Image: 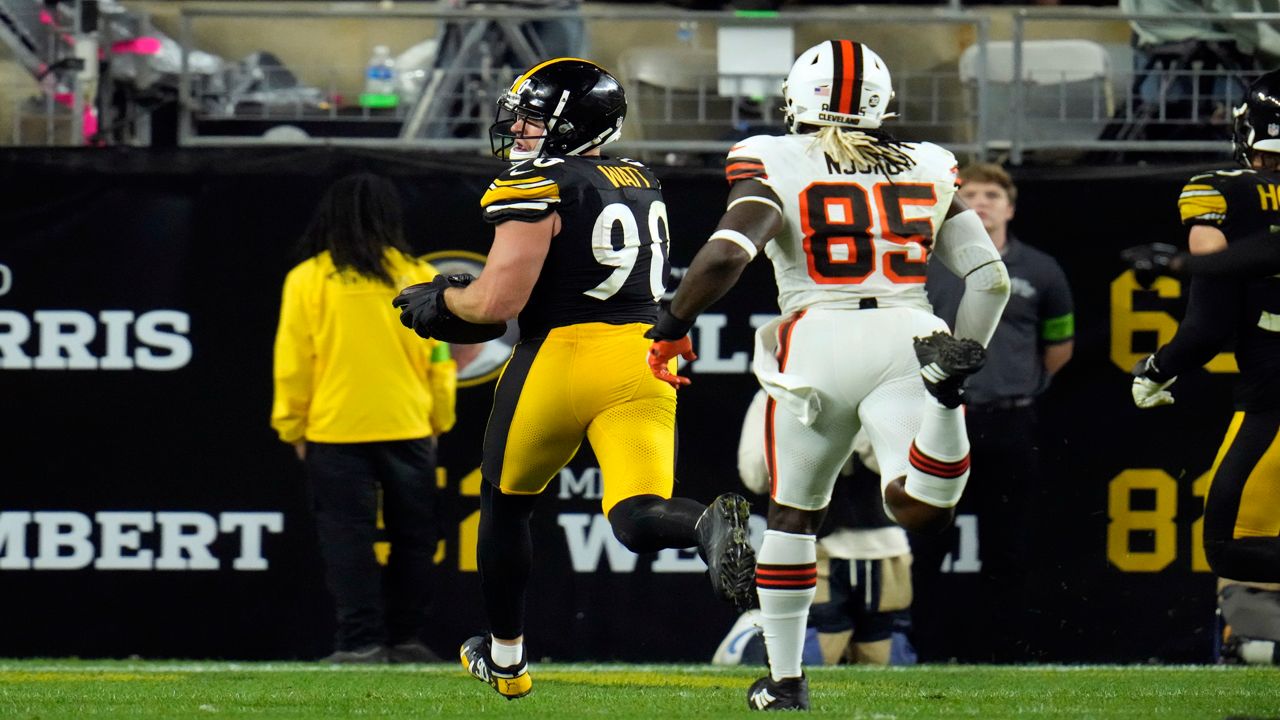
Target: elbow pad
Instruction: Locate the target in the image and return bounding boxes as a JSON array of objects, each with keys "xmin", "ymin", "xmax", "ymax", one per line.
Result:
[
  {"xmin": 934, "ymin": 209, "xmax": 1001, "ymax": 276},
  {"xmin": 968, "ymin": 258, "xmax": 1011, "ymax": 296},
  {"xmin": 954, "ymin": 260, "xmax": 1010, "ymax": 347}
]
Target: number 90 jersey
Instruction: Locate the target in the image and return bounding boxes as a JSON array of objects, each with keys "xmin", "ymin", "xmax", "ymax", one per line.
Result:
[
  {"xmin": 727, "ymin": 134, "xmax": 958, "ymax": 316},
  {"xmin": 481, "ymin": 156, "xmax": 670, "ymax": 339}
]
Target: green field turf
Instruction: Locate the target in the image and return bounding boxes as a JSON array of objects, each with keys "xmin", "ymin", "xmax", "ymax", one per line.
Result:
[{"xmin": 0, "ymin": 661, "xmax": 1276, "ymax": 719}]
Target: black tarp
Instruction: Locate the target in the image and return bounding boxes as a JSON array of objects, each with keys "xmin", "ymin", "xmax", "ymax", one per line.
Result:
[{"xmin": 0, "ymin": 148, "xmax": 1234, "ymax": 662}]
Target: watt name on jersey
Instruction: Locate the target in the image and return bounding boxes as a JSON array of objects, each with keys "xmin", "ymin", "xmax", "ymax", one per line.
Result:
[{"xmin": 479, "ymin": 156, "xmax": 668, "ymax": 337}]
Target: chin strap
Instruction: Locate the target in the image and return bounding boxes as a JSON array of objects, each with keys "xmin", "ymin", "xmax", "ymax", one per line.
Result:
[{"xmin": 507, "ymin": 135, "xmax": 546, "ymax": 161}]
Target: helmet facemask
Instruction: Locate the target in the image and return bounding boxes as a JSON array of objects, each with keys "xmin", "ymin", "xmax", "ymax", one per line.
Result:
[
  {"xmin": 1232, "ymin": 101, "xmax": 1252, "ymax": 166},
  {"xmin": 1232, "ymin": 69, "xmax": 1280, "ymax": 167},
  {"xmin": 490, "ymin": 91, "xmax": 557, "ymax": 161}
]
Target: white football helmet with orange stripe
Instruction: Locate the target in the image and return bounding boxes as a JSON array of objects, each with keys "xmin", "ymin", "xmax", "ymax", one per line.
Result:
[{"xmin": 783, "ymin": 40, "xmax": 895, "ymax": 133}]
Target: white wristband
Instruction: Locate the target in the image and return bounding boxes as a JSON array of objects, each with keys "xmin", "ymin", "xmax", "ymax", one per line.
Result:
[
  {"xmin": 709, "ymin": 229, "xmax": 758, "ymax": 260},
  {"xmin": 727, "ymin": 195, "xmax": 783, "ymax": 216}
]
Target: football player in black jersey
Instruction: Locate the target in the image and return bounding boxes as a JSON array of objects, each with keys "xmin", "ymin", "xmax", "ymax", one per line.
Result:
[
  {"xmin": 396, "ymin": 58, "xmax": 756, "ymax": 699},
  {"xmin": 1130, "ymin": 69, "xmax": 1280, "ymax": 587}
]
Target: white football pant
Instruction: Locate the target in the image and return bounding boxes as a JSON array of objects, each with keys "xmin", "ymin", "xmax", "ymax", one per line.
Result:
[{"xmin": 756, "ymin": 306, "xmax": 954, "ymax": 511}]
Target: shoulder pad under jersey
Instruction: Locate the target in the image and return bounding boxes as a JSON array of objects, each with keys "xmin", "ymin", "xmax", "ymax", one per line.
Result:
[{"xmin": 480, "ymin": 158, "xmax": 569, "ymax": 224}]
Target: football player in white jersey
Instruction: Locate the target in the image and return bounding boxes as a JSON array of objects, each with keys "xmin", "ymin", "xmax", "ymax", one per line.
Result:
[{"xmin": 645, "ymin": 41, "xmax": 1011, "ymax": 710}]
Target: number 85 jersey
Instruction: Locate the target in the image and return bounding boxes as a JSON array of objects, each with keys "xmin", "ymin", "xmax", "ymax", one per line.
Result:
[{"xmin": 727, "ymin": 134, "xmax": 958, "ymax": 315}]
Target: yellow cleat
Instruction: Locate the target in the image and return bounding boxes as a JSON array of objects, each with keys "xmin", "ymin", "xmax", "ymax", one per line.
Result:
[{"xmin": 459, "ymin": 635, "xmax": 532, "ymax": 700}]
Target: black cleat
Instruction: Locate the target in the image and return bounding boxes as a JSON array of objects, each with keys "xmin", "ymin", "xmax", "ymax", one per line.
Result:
[
  {"xmin": 697, "ymin": 493, "xmax": 757, "ymax": 611},
  {"xmin": 319, "ymin": 644, "xmax": 387, "ymax": 664},
  {"xmin": 388, "ymin": 640, "xmax": 442, "ymax": 664},
  {"xmin": 1219, "ymin": 633, "xmax": 1244, "ymax": 665},
  {"xmin": 913, "ymin": 331, "xmax": 987, "ymax": 409},
  {"xmin": 747, "ymin": 674, "xmax": 810, "ymax": 711},
  {"xmin": 459, "ymin": 635, "xmax": 532, "ymax": 699}
]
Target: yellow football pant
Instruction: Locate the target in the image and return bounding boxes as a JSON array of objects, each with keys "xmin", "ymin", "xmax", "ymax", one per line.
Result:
[
  {"xmin": 1206, "ymin": 411, "xmax": 1280, "ymax": 541},
  {"xmin": 481, "ymin": 322, "xmax": 677, "ymax": 515},
  {"xmin": 1202, "ymin": 409, "xmax": 1280, "ymax": 582}
]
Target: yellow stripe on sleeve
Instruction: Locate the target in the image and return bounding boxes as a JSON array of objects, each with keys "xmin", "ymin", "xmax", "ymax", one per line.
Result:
[
  {"xmin": 1179, "ymin": 184, "xmax": 1215, "ymax": 194},
  {"xmin": 482, "ymin": 181, "xmax": 561, "ymax": 208},
  {"xmin": 1178, "ymin": 189, "xmax": 1227, "ymax": 223},
  {"xmin": 491, "ymin": 176, "xmax": 548, "ymax": 187}
]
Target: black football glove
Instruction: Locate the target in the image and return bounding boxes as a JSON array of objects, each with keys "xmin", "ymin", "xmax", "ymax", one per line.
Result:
[
  {"xmin": 1120, "ymin": 243, "xmax": 1180, "ymax": 289},
  {"xmin": 643, "ymin": 307, "xmax": 696, "ymax": 341},
  {"xmin": 392, "ymin": 273, "xmax": 506, "ymax": 344}
]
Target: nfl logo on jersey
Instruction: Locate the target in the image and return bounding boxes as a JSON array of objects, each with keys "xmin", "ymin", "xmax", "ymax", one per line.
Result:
[{"xmin": 1269, "ymin": 122, "xmax": 1280, "ymax": 137}]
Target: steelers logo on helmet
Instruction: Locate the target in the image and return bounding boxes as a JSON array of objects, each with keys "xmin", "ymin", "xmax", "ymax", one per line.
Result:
[
  {"xmin": 490, "ymin": 58, "xmax": 627, "ymax": 161},
  {"xmin": 782, "ymin": 40, "xmax": 897, "ymax": 134},
  {"xmin": 1232, "ymin": 68, "xmax": 1280, "ymax": 166}
]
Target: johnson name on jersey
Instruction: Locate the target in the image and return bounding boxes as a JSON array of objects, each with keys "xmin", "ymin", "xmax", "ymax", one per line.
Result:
[
  {"xmin": 1179, "ymin": 168, "xmax": 1280, "ymax": 238},
  {"xmin": 726, "ymin": 133, "xmax": 958, "ymax": 316},
  {"xmin": 480, "ymin": 156, "xmax": 671, "ymax": 338},
  {"xmin": 1179, "ymin": 167, "xmax": 1280, "ymax": 410}
]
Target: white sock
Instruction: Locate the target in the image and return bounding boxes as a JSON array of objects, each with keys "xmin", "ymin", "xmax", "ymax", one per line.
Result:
[
  {"xmin": 1239, "ymin": 639, "xmax": 1278, "ymax": 665},
  {"xmin": 490, "ymin": 636, "xmax": 524, "ymax": 668},
  {"xmin": 916, "ymin": 401, "xmax": 968, "ymax": 459},
  {"xmin": 755, "ymin": 529, "xmax": 817, "ymax": 682},
  {"xmin": 904, "ymin": 402, "xmax": 971, "ymax": 508}
]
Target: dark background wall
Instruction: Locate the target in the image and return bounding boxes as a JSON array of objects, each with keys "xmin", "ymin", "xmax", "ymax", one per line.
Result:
[{"xmin": 0, "ymin": 148, "xmax": 1230, "ymax": 662}]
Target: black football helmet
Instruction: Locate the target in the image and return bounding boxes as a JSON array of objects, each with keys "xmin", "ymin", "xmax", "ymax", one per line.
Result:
[
  {"xmin": 489, "ymin": 58, "xmax": 626, "ymax": 161},
  {"xmin": 1232, "ymin": 69, "xmax": 1280, "ymax": 165}
]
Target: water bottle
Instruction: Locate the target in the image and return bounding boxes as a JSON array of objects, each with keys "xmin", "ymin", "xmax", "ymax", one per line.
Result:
[
  {"xmin": 360, "ymin": 45, "xmax": 398, "ymax": 109},
  {"xmin": 676, "ymin": 21, "xmax": 697, "ymax": 47}
]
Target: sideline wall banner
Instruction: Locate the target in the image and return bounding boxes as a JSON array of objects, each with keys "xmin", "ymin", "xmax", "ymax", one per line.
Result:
[{"xmin": 0, "ymin": 149, "xmax": 1226, "ymax": 662}]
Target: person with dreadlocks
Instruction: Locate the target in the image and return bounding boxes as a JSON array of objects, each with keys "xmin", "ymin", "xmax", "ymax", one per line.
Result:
[
  {"xmin": 272, "ymin": 172, "xmax": 456, "ymax": 664},
  {"xmin": 644, "ymin": 41, "xmax": 1010, "ymax": 710}
]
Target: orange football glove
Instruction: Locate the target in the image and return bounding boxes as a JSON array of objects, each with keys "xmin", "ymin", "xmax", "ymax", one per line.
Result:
[{"xmin": 647, "ymin": 336, "xmax": 698, "ymax": 389}]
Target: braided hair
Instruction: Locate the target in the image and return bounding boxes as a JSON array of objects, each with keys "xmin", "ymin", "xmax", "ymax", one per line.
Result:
[
  {"xmin": 297, "ymin": 173, "xmax": 412, "ymax": 286},
  {"xmin": 810, "ymin": 126, "xmax": 917, "ymax": 176}
]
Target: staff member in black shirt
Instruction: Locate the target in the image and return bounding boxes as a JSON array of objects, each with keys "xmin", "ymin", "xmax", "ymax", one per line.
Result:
[{"xmin": 922, "ymin": 163, "xmax": 1075, "ymax": 663}]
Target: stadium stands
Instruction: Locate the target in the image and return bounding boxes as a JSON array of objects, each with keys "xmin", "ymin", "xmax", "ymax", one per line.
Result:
[{"xmin": 0, "ymin": 4, "xmax": 1272, "ymax": 159}]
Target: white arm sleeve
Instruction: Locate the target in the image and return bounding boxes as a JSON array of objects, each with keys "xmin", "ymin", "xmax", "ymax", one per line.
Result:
[{"xmin": 932, "ymin": 209, "xmax": 1011, "ymax": 347}]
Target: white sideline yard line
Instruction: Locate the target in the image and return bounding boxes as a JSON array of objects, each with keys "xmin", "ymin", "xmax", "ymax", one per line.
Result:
[
  {"xmin": 0, "ymin": 663, "xmax": 458, "ymax": 673},
  {"xmin": 0, "ymin": 662, "xmax": 1239, "ymax": 674}
]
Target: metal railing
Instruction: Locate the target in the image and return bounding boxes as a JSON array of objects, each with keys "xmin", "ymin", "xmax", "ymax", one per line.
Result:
[
  {"xmin": 10, "ymin": 4, "xmax": 1279, "ymax": 164},
  {"xmin": 1003, "ymin": 9, "xmax": 1276, "ymax": 164},
  {"xmin": 175, "ymin": 5, "xmax": 991, "ymax": 156}
]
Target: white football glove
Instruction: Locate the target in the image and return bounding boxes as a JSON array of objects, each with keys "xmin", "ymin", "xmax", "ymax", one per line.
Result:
[
  {"xmin": 1131, "ymin": 355, "xmax": 1176, "ymax": 409},
  {"xmin": 1132, "ymin": 375, "xmax": 1176, "ymax": 408}
]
